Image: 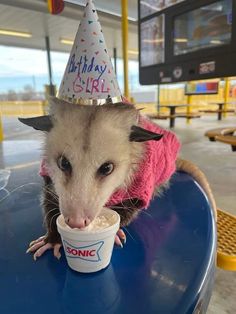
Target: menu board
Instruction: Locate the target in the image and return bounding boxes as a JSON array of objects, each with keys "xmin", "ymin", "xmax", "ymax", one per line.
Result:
[
  {"xmin": 174, "ymin": 0, "xmax": 232, "ymax": 55},
  {"xmin": 185, "ymin": 81, "xmax": 219, "ymax": 95},
  {"xmin": 140, "ymin": 15, "xmax": 165, "ymax": 66},
  {"xmin": 140, "ymin": 0, "xmax": 185, "ymax": 18}
]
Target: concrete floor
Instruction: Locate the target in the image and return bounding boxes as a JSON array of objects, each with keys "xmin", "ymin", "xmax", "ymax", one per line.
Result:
[{"xmin": 1, "ymin": 114, "xmax": 236, "ymax": 313}]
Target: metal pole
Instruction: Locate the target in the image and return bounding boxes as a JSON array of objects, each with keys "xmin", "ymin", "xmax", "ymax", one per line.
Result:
[
  {"xmin": 121, "ymin": 0, "xmax": 129, "ymax": 99},
  {"xmin": 223, "ymin": 77, "xmax": 230, "ymax": 118},
  {"xmin": 157, "ymin": 84, "xmax": 160, "ymax": 113},
  {"xmin": 187, "ymin": 94, "xmax": 192, "ymax": 124},
  {"xmin": 45, "ymin": 36, "xmax": 55, "ymax": 96},
  {"xmin": 0, "ymin": 115, "xmax": 3, "ymax": 142},
  {"xmin": 113, "ymin": 47, "xmax": 117, "ymax": 75}
]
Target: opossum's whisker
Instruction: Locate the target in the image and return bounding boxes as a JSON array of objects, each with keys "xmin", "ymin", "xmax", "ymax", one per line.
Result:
[
  {"xmin": 43, "ymin": 192, "xmax": 59, "ymax": 204},
  {"xmin": 43, "ymin": 197, "xmax": 59, "ymax": 207},
  {"xmin": 43, "ymin": 187, "xmax": 58, "ymax": 197},
  {"xmin": 142, "ymin": 211, "xmax": 154, "ymax": 219},
  {"xmin": 127, "ymin": 197, "xmax": 140, "ymax": 208},
  {"xmin": 123, "ymin": 227, "xmax": 137, "ymax": 243},
  {"xmin": 43, "ymin": 185, "xmax": 58, "ymax": 196},
  {"xmin": 43, "ymin": 207, "xmax": 59, "ymax": 224},
  {"xmin": 43, "ymin": 187, "xmax": 59, "ymax": 200},
  {"xmin": 43, "ymin": 195, "xmax": 59, "ymax": 207},
  {"xmin": 109, "ymin": 205, "xmax": 129, "ymax": 211},
  {"xmin": 44, "ymin": 207, "xmax": 59, "ymax": 218},
  {"xmin": 109, "ymin": 205, "xmax": 123, "ymax": 209},
  {"xmin": 119, "ymin": 185, "xmax": 139, "ymax": 209},
  {"xmin": 49, "ymin": 212, "xmax": 60, "ymax": 232}
]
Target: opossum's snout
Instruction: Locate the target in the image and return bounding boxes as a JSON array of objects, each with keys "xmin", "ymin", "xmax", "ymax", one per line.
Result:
[
  {"xmin": 55, "ymin": 154, "xmax": 117, "ymax": 229},
  {"xmin": 64, "ymin": 215, "xmax": 91, "ymax": 229}
]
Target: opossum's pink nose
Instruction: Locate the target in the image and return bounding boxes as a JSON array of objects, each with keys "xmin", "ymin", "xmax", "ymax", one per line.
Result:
[{"xmin": 65, "ymin": 216, "xmax": 91, "ymax": 229}]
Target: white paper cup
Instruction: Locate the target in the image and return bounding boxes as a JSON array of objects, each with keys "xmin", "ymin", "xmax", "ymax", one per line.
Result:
[{"xmin": 56, "ymin": 208, "xmax": 120, "ymax": 273}]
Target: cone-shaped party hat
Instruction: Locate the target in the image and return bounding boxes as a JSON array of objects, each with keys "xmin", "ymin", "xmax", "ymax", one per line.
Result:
[{"xmin": 58, "ymin": 0, "xmax": 122, "ymax": 105}]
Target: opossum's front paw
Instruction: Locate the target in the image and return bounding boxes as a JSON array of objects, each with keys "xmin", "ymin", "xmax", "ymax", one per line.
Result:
[
  {"xmin": 26, "ymin": 235, "xmax": 62, "ymax": 261},
  {"xmin": 115, "ymin": 229, "xmax": 126, "ymax": 248}
]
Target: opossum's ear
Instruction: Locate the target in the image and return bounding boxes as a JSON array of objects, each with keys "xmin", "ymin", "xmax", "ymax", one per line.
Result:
[
  {"xmin": 129, "ymin": 125, "xmax": 163, "ymax": 142},
  {"xmin": 18, "ymin": 116, "xmax": 53, "ymax": 132}
]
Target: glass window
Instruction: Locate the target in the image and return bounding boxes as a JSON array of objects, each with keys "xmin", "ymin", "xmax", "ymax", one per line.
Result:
[
  {"xmin": 164, "ymin": 0, "xmax": 185, "ymax": 10},
  {"xmin": 140, "ymin": 1, "xmax": 165, "ymax": 18},
  {"xmin": 0, "ymin": 46, "xmax": 71, "ymax": 100},
  {"xmin": 174, "ymin": 0, "xmax": 232, "ymax": 56},
  {"xmin": 51, "ymin": 51, "xmax": 69, "ymax": 88},
  {"xmin": 0, "ymin": 46, "xmax": 48, "ymax": 100},
  {"xmin": 140, "ymin": 15, "xmax": 165, "ymax": 67}
]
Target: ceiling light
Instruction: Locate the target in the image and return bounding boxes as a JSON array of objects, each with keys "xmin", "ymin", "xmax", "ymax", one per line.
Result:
[
  {"xmin": 128, "ymin": 50, "xmax": 138, "ymax": 55},
  {"xmin": 143, "ymin": 39, "xmax": 164, "ymax": 43},
  {"xmin": 0, "ymin": 29, "xmax": 32, "ymax": 38},
  {"xmin": 60, "ymin": 38, "xmax": 73, "ymax": 45},
  {"xmin": 174, "ymin": 38, "xmax": 188, "ymax": 43},
  {"xmin": 210, "ymin": 40, "xmax": 222, "ymax": 45}
]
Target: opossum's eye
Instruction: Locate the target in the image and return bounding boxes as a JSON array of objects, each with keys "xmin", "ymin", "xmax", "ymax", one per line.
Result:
[
  {"xmin": 97, "ymin": 162, "xmax": 114, "ymax": 177},
  {"xmin": 57, "ymin": 156, "xmax": 72, "ymax": 174}
]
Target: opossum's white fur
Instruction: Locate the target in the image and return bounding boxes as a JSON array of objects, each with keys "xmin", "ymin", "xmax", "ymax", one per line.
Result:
[{"xmin": 44, "ymin": 97, "xmax": 144, "ymax": 222}]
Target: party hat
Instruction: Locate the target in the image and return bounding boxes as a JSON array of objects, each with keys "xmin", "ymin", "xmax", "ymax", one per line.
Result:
[{"xmin": 58, "ymin": 0, "xmax": 122, "ymax": 105}]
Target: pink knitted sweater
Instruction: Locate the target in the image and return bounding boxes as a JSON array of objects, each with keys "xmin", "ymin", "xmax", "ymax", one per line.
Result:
[{"xmin": 40, "ymin": 117, "xmax": 180, "ymax": 210}]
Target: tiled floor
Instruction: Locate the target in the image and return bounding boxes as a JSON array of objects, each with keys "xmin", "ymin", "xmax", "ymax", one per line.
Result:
[{"xmin": 1, "ymin": 114, "xmax": 236, "ymax": 313}]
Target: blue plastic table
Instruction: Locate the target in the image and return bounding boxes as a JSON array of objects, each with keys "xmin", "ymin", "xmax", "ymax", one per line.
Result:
[{"xmin": 0, "ymin": 141, "xmax": 216, "ymax": 314}]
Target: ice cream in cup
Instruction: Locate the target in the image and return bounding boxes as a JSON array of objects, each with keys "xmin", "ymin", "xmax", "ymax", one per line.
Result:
[{"xmin": 56, "ymin": 208, "xmax": 120, "ymax": 273}]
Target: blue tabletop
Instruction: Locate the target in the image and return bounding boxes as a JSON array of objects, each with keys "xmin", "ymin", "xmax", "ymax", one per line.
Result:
[{"xmin": 0, "ymin": 145, "xmax": 216, "ymax": 314}]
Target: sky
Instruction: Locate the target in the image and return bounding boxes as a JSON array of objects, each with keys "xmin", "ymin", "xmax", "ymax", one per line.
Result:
[{"xmin": 0, "ymin": 45, "xmax": 157, "ymax": 95}]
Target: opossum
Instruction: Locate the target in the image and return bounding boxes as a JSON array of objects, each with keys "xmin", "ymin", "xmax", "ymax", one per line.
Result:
[{"xmin": 19, "ymin": 97, "xmax": 216, "ymax": 260}]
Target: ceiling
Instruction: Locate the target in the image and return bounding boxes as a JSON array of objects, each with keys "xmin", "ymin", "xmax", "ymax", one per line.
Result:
[
  {"xmin": 66, "ymin": 0, "xmax": 138, "ymax": 20},
  {"xmin": 0, "ymin": 0, "xmax": 139, "ymax": 59}
]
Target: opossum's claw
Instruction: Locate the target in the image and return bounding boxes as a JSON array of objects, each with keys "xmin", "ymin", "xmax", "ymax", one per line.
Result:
[
  {"xmin": 26, "ymin": 235, "xmax": 62, "ymax": 260},
  {"xmin": 115, "ymin": 229, "xmax": 126, "ymax": 247},
  {"xmin": 26, "ymin": 239, "xmax": 46, "ymax": 253},
  {"xmin": 33, "ymin": 243, "xmax": 53, "ymax": 261},
  {"xmin": 117, "ymin": 229, "xmax": 126, "ymax": 244},
  {"xmin": 53, "ymin": 243, "xmax": 62, "ymax": 260},
  {"xmin": 115, "ymin": 235, "xmax": 123, "ymax": 248},
  {"xmin": 29, "ymin": 235, "xmax": 46, "ymax": 248}
]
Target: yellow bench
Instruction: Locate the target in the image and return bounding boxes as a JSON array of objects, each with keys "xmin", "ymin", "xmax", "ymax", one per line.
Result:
[
  {"xmin": 217, "ymin": 208, "xmax": 236, "ymax": 271},
  {"xmin": 205, "ymin": 127, "xmax": 236, "ymax": 142},
  {"xmin": 175, "ymin": 113, "xmax": 201, "ymax": 119},
  {"xmin": 215, "ymin": 135, "xmax": 236, "ymax": 152},
  {"xmin": 147, "ymin": 112, "xmax": 201, "ymax": 123},
  {"xmin": 200, "ymin": 110, "xmax": 235, "ymax": 113},
  {"xmin": 147, "ymin": 113, "xmax": 168, "ymax": 120}
]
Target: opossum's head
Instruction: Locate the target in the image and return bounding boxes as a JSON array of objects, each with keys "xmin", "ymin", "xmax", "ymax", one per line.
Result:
[{"xmin": 19, "ymin": 97, "xmax": 162, "ymax": 229}]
